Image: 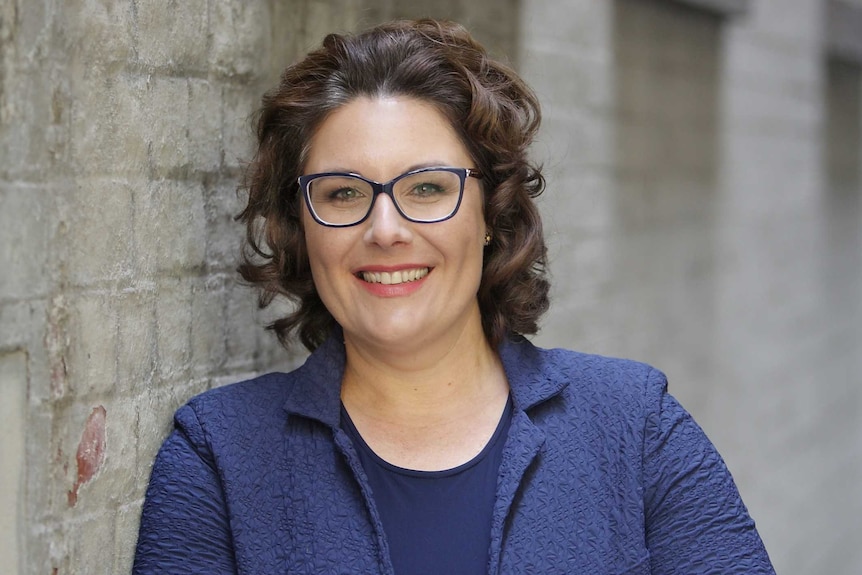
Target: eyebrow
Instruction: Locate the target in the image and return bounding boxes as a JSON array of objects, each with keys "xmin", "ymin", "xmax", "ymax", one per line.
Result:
[{"xmin": 312, "ymin": 161, "xmax": 456, "ymax": 178}]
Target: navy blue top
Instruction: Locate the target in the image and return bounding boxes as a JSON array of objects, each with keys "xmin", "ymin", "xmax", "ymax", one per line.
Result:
[
  {"xmin": 134, "ymin": 332, "xmax": 776, "ymax": 574},
  {"xmin": 341, "ymin": 397, "xmax": 513, "ymax": 575}
]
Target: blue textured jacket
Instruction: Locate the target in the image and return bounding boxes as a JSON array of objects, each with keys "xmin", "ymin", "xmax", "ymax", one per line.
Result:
[{"xmin": 134, "ymin": 333, "xmax": 775, "ymax": 574}]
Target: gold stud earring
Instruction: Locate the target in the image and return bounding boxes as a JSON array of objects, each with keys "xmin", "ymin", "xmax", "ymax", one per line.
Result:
[{"xmin": 484, "ymin": 231, "xmax": 492, "ymax": 246}]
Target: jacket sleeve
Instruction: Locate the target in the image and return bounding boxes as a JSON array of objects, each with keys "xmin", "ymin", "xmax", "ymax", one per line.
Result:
[
  {"xmin": 133, "ymin": 404, "xmax": 238, "ymax": 575},
  {"xmin": 642, "ymin": 369, "xmax": 775, "ymax": 574}
]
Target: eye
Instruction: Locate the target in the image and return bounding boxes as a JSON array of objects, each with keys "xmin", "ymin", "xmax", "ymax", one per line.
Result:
[
  {"xmin": 326, "ymin": 186, "xmax": 365, "ymax": 202},
  {"xmin": 394, "ymin": 170, "xmax": 460, "ymax": 206},
  {"xmin": 409, "ymin": 182, "xmax": 446, "ymax": 197}
]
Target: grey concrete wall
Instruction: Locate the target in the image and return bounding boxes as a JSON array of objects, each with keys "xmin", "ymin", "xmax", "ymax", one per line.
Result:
[
  {"xmin": 1, "ymin": 0, "xmax": 860, "ymax": 574},
  {"xmin": 716, "ymin": 2, "xmax": 861, "ymax": 572},
  {"xmin": 523, "ymin": 0, "xmax": 862, "ymax": 573}
]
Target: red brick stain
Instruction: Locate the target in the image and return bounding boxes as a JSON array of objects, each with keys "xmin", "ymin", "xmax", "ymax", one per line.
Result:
[
  {"xmin": 67, "ymin": 406, "xmax": 107, "ymax": 507},
  {"xmin": 46, "ymin": 295, "xmax": 70, "ymax": 399},
  {"xmin": 49, "ymin": 355, "xmax": 67, "ymax": 397}
]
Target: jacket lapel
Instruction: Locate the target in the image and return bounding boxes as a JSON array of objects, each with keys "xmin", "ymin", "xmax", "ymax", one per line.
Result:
[
  {"xmin": 487, "ymin": 408, "xmax": 546, "ymax": 574},
  {"xmin": 487, "ymin": 336, "xmax": 573, "ymax": 574}
]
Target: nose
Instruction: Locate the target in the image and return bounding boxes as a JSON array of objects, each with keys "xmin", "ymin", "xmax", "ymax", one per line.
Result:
[{"xmin": 363, "ymin": 193, "xmax": 412, "ymax": 247}]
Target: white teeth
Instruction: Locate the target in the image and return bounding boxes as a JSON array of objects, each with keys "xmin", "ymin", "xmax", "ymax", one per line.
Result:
[{"xmin": 361, "ymin": 268, "xmax": 429, "ymax": 285}]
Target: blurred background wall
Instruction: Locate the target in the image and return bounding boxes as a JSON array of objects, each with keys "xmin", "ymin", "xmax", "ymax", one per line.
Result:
[{"xmin": 0, "ymin": 0, "xmax": 859, "ymax": 573}]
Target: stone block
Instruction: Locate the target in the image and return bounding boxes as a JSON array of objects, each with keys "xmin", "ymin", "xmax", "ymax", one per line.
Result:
[
  {"xmin": 135, "ymin": 0, "xmax": 208, "ymax": 71},
  {"xmin": 21, "ymin": 406, "xmax": 54, "ymax": 524},
  {"xmin": 539, "ymin": 109, "xmax": 612, "ymax": 170},
  {"xmin": 518, "ymin": 0, "xmax": 611, "ymax": 51},
  {"xmin": 66, "ymin": 293, "xmax": 118, "ymax": 396},
  {"xmin": 519, "ymin": 48, "xmax": 610, "ymax": 110},
  {"xmin": 188, "ymin": 79, "xmax": 223, "ymax": 173},
  {"xmin": 0, "ymin": 301, "xmax": 34, "ymax": 350},
  {"xmin": 210, "ymin": 1, "xmax": 271, "ymax": 79},
  {"xmin": 1, "ymin": 300, "xmax": 54, "ymax": 407},
  {"xmin": 0, "ymin": 188, "xmax": 52, "ymax": 299},
  {"xmin": 65, "ymin": 0, "xmax": 133, "ymax": 67},
  {"xmin": 24, "ymin": 525, "xmax": 63, "ymax": 575},
  {"xmin": 0, "ymin": 351, "xmax": 27, "ymax": 575},
  {"xmin": 44, "ymin": 294, "xmax": 73, "ymax": 402},
  {"xmin": 458, "ymin": 0, "xmax": 520, "ymax": 61},
  {"xmin": 0, "ymin": 65, "xmax": 68, "ymax": 179},
  {"xmin": 203, "ymin": 179, "xmax": 244, "ymax": 271},
  {"xmin": 13, "ymin": 0, "xmax": 48, "ymax": 56},
  {"xmin": 134, "ymin": 390, "xmax": 174, "ymax": 491},
  {"xmin": 268, "ymin": 1, "xmax": 307, "ymax": 82},
  {"xmin": 191, "ymin": 275, "xmax": 228, "ymax": 376},
  {"xmin": 154, "ymin": 277, "xmax": 193, "ymax": 384},
  {"xmin": 69, "ymin": 72, "xmax": 149, "ymax": 177},
  {"xmin": 62, "ymin": 179, "xmax": 135, "ymax": 286},
  {"xmin": 727, "ymin": 82, "xmax": 820, "ymax": 138},
  {"xmin": 114, "ymin": 501, "xmax": 144, "ymax": 575},
  {"xmin": 747, "ymin": 0, "xmax": 821, "ymax": 47},
  {"xmin": 305, "ymin": 0, "xmax": 361, "ymax": 46},
  {"xmin": 141, "ymin": 76, "xmax": 191, "ymax": 175},
  {"xmin": 224, "ymin": 280, "xmax": 263, "ymax": 370},
  {"xmin": 116, "ymin": 289, "xmax": 157, "ymax": 394},
  {"xmin": 68, "ymin": 512, "xmax": 115, "ymax": 575},
  {"xmin": 550, "ymin": 230, "xmax": 616, "ymax": 297},
  {"xmin": 221, "ymin": 84, "xmax": 258, "ymax": 171},
  {"xmin": 539, "ymin": 171, "xmax": 615, "ymax": 237},
  {"xmin": 134, "ymin": 179, "xmax": 206, "ymax": 274},
  {"xmin": 725, "ymin": 32, "xmax": 819, "ymax": 93}
]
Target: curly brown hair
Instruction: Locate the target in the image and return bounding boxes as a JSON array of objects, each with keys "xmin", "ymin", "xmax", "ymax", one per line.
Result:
[{"xmin": 238, "ymin": 19, "xmax": 549, "ymax": 352}]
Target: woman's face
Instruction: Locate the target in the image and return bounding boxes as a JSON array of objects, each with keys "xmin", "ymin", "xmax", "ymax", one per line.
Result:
[{"xmin": 301, "ymin": 96, "xmax": 487, "ymax": 354}]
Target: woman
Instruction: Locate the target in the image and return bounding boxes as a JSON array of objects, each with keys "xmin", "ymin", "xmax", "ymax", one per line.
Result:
[{"xmin": 134, "ymin": 19, "xmax": 775, "ymax": 574}]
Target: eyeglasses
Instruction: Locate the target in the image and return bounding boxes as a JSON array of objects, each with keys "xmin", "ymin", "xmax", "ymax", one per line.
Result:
[{"xmin": 298, "ymin": 167, "xmax": 483, "ymax": 228}]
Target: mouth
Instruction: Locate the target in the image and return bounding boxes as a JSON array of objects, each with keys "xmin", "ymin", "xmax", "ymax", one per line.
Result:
[{"xmin": 358, "ymin": 267, "xmax": 430, "ymax": 285}]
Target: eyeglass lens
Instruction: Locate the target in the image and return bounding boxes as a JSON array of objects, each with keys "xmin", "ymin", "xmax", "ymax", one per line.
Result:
[{"xmin": 307, "ymin": 169, "xmax": 463, "ymax": 226}]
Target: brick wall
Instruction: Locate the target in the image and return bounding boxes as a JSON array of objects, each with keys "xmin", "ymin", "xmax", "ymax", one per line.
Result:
[{"xmin": 0, "ymin": 2, "xmax": 308, "ymax": 573}]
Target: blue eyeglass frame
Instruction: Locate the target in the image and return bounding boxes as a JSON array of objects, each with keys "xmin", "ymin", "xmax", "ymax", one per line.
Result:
[{"xmin": 297, "ymin": 166, "xmax": 483, "ymax": 228}]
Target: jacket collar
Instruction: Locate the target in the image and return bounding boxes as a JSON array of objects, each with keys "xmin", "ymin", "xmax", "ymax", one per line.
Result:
[
  {"xmin": 496, "ymin": 334, "xmax": 572, "ymax": 412},
  {"xmin": 282, "ymin": 329, "xmax": 571, "ymax": 427},
  {"xmin": 282, "ymin": 329, "xmax": 347, "ymax": 427}
]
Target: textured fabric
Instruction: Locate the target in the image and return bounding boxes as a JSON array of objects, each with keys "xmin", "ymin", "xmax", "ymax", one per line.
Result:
[
  {"xmin": 133, "ymin": 332, "xmax": 776, "ymax": 575},
  {"xmin": 341, "ymin": 396, "xmax": 512, "ymax": 575}
]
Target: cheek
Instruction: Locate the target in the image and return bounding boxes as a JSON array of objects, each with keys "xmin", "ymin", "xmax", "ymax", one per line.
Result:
[
  {"xmin": 302, "ymin": 222, "xmax": 355, "ymax": 298},
  {"xmin": 305, "ymin": 236, "xmax": 337, "ymax": 291},
  {"xmin": 301, "ymin": 219, "xmax": 333, "ymax": 287},
  {"xmin": 302, "ymin": 228, "xmax": 323, "ymax": 271},
  {"xmin": 302, "ymin": 203, "xmax": 330, "ymax": 259},
  {"xmin": 305, "ymin": 239, "xmax": 340, "ymax": 315}
]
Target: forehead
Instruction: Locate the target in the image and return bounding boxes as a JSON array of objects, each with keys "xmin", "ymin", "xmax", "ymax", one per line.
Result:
[{"xmin": 303, "ymin": 96, "xmax": 473, "ymax": 179}]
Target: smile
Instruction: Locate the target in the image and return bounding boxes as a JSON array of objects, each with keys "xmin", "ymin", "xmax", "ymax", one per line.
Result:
[{"xmin": 359, "ymin": 268, "xmax": 430, "ymax": 285}]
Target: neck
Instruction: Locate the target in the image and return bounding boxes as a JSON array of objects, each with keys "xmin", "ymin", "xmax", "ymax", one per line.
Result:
[{"xmin": 340, "ymin": 311, "xmax": 508, "ymax": 427}]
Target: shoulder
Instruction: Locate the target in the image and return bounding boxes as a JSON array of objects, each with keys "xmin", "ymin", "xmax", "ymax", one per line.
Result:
[
  {"xmin": 170, "ymin": 371, "xmax": 297, "ymax": 454},
  {"xmin": 552, "ymin": 346, "xmax": 665, "ymax": 394},
  {"xmin": 183, "ymin": 371, "xmax": 294, "ymax": 420},
  {"xmin": 502, "ymin": 336, "xmax": 667, "ymax": 416}
]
